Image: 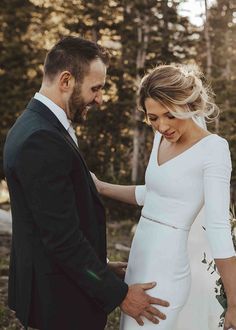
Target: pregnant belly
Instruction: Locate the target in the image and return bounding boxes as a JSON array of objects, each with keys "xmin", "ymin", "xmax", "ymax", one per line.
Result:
[{"xmin": 125, "ymin": 216, "xmax": 191, "ymax": 308}]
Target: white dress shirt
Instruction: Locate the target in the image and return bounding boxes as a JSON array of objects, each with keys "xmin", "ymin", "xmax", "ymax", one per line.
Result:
[{"xmin": 34, "ymin": 92, "xmax": 78, "ymax": 147}]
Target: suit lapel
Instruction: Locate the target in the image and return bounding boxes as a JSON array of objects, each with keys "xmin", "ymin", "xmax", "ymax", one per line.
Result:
[
  {"xmin": 57, "ymin": 125, "xmax": 104, "ymax": 204},
  {"xmin": 26, "ymin": 98, "xmax": 104, "ymax": 206}
]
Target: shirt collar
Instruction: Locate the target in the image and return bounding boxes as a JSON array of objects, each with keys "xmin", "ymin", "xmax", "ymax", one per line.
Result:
[{"xmin": 34, "ymin": 92, "xmax": 70, "ymax": 131}]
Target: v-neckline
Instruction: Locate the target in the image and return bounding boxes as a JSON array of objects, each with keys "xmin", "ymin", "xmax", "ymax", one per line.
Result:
[{"xmin": 156, "ymin": 133, "xmax": 216, "ymax": 167}]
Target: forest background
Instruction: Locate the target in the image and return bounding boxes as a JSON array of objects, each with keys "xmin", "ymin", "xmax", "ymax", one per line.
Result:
[{"xmin": 0, "ymin": 0, "xmax": 236, "ymax": 220}]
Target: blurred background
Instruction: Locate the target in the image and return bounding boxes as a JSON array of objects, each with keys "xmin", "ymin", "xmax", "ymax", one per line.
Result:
[
  {"xmin": 0, "ymin": 0, "xmax": 236, "ymax": 214},
  {"xmin": 0, "ymin": 0, "xmax": 235, "ymax": 328}
]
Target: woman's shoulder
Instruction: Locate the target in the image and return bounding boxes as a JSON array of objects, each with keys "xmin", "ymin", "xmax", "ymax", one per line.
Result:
[
  {"xmin": 201, "ymin": 133, "xmax": 231, "ymax": 166},
  {"xmin": 202, "ymin": 133, "xmax": 229, "ymax": 148}
]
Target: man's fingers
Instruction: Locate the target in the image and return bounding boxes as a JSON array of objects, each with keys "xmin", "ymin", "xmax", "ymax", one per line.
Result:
[
  {"xmin": 148, "ymin": 296, "xmax": 170, "ymax": 307},
  {"xmin": 135, "ymin": 316, "xmax": 144, "ymax": 326},
  {"xmin": 140, "ymin": 311, "xmax": 159, "ymax": 324},
  {"xmin": 140, "ymin": 281, "xmax": 157, "ymax": 290},
  {"xmin": 146, "ymin": 305, "xmax": 167, "ymax": 320}
]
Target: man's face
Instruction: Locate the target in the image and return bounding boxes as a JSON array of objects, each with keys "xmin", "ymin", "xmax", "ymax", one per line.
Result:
[{"xmin": 69, "ymin": 59, "xmax": 107, "ymax": 123}]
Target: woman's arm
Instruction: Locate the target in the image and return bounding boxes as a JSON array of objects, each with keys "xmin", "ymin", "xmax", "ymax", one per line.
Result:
[
  {"xmin": 203, "ymin": 137, "xmax": 236, "ymax": 329},
  {"xmin": 100, "ymin": 181, "xmax": 137, "ymax": 205},
  {"xmin": 90, "ymin": 172, "xmax": 146, "ymax": 205}
]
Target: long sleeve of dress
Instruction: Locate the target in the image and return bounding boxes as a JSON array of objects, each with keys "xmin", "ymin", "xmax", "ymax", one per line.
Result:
[
  {"xmin": 135, "ymin": 185, "xmax": 146, "ymax": 206},
  {"xmin": 203, "ymin": 137, "xmax": 235, "ymax": 259}
]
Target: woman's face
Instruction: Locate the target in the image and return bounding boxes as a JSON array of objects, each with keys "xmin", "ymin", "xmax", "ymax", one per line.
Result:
[{"xmin": 144, "ymin": 98, "xmax": 191, "ymax": 143}]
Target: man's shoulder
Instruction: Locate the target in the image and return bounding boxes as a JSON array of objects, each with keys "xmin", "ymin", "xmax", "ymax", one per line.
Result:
[
  {"xmin": 5, "ymin": 113, "xmax": 67, "ymax": 161},
  {"xmin": 7, "ymin": 105, "xmax": 59, "ymax": 142}
]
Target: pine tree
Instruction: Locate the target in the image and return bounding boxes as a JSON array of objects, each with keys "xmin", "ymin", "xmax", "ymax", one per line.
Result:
[{"xmin": 200, "ymin": 0, "xmax": 236, "ymax": 188}]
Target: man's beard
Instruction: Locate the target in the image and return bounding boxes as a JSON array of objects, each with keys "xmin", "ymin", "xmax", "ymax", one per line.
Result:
[{"xmin": 68, "ymin": 84, "xmax": 93, "ymax": 124}]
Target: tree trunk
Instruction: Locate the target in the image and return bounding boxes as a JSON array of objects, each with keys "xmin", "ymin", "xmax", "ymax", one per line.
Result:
[
  {"xmin": 204, "ymin": 0, "xmax": 219, "ymax": 133},
  {"xmin": 131, "ymin": 10, "xmax": 150, "ymax": 183},
  {"xmin": 204, "ymin": 0, "xmax": 212, "ymax": 77}
]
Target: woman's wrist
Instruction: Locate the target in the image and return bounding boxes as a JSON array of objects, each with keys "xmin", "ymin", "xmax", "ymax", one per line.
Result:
[{"xmin": 98, "ymin": 180, "xmax": 106, "ymax": 195}]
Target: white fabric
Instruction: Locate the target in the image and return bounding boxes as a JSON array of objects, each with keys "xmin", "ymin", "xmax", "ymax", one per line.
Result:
[
  {"xmin": 193, "ymin": 115, "xmax": 207, "ymax": 130},
  {"xmin": 34, "ymin": 92, "xmax": 78, "ymax": 146},
  {"xmin": 135, "ymin": 133, "xmax": 234, "ymax": 258},
  {"xmin": 176, "ymin": 115, "xmax": 223, "ymax": 329},
  {"xmin": 176, "ymin": 208, "xmax": 223, "ymax": 330},
  {"xmin": 135, "ymin": 185, "xmax": 146, "ymax": 206},
  {"xmin": 120, "ymin": 215, "xmax": 191, "ymax": 330},
  {"xmin": 67, "ymin": 121, "xmax": 79, "ymax": 147},
  {"xmin": 121, "ymin": 133, "xmax": 235, "ymax": 330}
]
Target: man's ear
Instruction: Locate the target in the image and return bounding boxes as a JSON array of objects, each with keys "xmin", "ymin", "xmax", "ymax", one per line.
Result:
[{"xmin": 59, "ymin": 71, "xmax": 75, "ymax": 92}]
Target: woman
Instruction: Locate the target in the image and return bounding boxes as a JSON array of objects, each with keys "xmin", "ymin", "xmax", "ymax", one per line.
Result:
[{"xmin": 92, "ymin": 64, "xmax": 236, "ymax": 329}]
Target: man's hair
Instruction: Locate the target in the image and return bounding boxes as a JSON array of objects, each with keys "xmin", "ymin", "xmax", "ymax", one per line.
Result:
[{"xmin": 43, "ymin": 36, "xmax": 109, "ymax": 82}]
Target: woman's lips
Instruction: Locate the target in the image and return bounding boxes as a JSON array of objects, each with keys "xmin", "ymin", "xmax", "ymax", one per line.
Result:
[{"xmin": 163, "ymin": 131, "xmax": 175, "ymax": 138}]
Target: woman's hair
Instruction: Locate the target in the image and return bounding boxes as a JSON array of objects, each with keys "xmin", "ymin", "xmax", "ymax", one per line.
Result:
[{"xmin": 138, "ymin": 64, "xmax": 219, "ymax": 121}]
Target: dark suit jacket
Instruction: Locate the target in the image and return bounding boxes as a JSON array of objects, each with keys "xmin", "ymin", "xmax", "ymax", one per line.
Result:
[{"xmin": 3, "ymin": 98, "xmax": 128, "ymax": 330}]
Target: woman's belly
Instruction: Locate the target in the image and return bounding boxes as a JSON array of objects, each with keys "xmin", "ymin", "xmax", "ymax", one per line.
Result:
[{"xmin": 125, "ymin": 216, "xmax": 191, "ymax": 309}]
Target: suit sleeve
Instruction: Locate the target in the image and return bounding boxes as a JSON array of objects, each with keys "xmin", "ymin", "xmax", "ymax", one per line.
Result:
[
  {"xmin": 15, "ymin": 130, "xmax": 128, "ymax": 313},
  {"xmin": 203, "ymin": 137, "xmax": 235, "ymax": 259}
]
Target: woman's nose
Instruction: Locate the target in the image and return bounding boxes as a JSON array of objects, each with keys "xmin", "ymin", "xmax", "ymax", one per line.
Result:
[{"xmin": 158, "ymin": 119, "xmax": 170, "ymax": 134}]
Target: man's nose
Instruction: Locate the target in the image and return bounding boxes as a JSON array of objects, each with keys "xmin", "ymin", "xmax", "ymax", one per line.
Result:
[{"xmin": 94, "ymin": 90, "xmax": 103, "ymax": 105}]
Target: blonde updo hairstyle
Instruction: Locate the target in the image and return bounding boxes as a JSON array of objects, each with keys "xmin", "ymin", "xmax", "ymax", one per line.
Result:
[{"xmin": 138, "ymin": 64, "xmax": 219, "ymax": 122}]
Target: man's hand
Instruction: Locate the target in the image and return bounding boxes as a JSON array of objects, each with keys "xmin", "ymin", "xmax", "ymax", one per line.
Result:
[
  {"xmin": 120, "ymin": 282, "xmax": 169, "ymax": 326},
  {"xmin": 224, "ymin": 306, "xmax": 236, "ymax": 330},
  {"xmin": 108, "ymin": 261, "xmax": 127, "ymax": 280}
]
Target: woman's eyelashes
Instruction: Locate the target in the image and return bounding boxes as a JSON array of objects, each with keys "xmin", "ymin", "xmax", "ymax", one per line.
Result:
[
  {"xmin": 148, "ymin": 113, "xmax": 175, "ymax": 121},
  {"xmin": 167, "ymin": 113, "xmax": 175, "ymax": 119},
  {"xmin": 148, "ymin": 116, "xmax": 157, "ymax": 122}
]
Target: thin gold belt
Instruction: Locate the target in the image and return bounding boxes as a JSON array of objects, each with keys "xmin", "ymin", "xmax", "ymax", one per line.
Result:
[{"xmin": 141, "ymin": 214, "xmax": 190, "ymax": 232}]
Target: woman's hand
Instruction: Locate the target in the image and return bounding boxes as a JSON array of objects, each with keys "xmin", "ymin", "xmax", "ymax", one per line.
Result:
[
  {"xmin": 89, "ymin": 173, "xmax": 137, "ymax": 204},
  {"xmin": 90, "ymin": 172, "xmax": 102, "ymax": 193},
  {"xmin": 224, "ymin": 306, "xmax": 236, "ymax": 330}
]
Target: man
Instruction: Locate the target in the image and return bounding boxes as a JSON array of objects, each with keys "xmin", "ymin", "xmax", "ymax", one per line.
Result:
[{"xmin": 3, "ymin": 36, "xmax": 169, "ymax": 330}]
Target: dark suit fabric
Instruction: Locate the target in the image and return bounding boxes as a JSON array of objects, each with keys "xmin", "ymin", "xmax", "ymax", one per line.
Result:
[{"xmin": 3, "ymin": 98, "xmax": 128, "ymax": 330}]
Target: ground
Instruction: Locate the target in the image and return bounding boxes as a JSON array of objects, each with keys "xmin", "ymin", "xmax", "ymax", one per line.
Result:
[{"xmin": 0, "ymin": 220, "xmax": 134, "ymax": 330}]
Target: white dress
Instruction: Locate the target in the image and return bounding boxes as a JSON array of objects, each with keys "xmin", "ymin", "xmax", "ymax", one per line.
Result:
[
  {"xmin": 120, "ymin": 133, "xmax": 235, "ymax": 330},
  {"xmin": 176, "ymin": 208, "xmax": 223, "ymax": 329}
]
